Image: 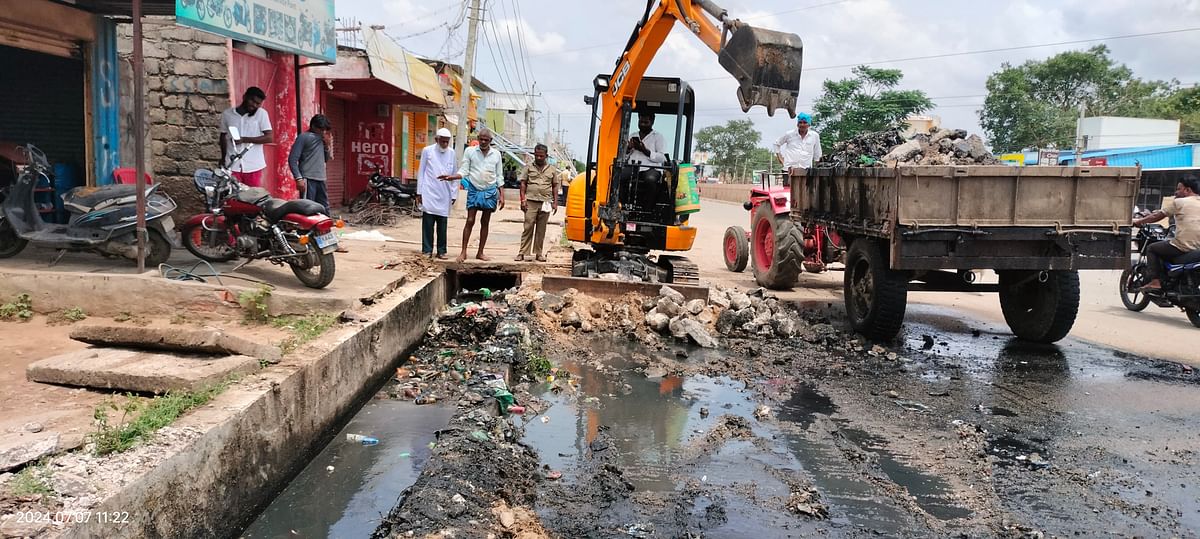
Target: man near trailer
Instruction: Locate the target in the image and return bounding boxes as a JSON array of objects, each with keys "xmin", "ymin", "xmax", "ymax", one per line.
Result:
[
  {"xmin": 773, "ymin": 112, "xmax": 822, "ymax": 171},
  {"xmin": 1133, "ymin": 175, "xmax": 1200, "ymax": 291}
]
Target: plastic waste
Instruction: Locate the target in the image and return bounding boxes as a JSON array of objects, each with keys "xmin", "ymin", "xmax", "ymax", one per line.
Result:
[
  {"xmin": 346, "ymin": 434, "xmax": 379, "ymax": 446},
  {"xmin": 507, "ymin": 405, "xmax": 526, "ymax": 415}
]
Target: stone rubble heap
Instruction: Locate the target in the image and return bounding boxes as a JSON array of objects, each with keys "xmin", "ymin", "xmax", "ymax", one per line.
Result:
[{"xmin": 818, "ymin": 126, "xmax": 1001, "ymax": 168}]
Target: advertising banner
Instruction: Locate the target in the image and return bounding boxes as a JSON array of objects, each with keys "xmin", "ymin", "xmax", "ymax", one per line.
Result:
[{"xmin": 176, "ymin": 0, "xmax": 336, "ymax": 63}]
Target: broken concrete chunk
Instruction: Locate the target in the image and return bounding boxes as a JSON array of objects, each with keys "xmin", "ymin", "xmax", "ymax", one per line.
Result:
[
  {"xmin": 708, "ymin": 291, "xmax": 730, "ymax": 309},
  {"xmin": 70, "ymin": 325, "xmax": 283, "ymax": 364},
  {"xmin": 684, "ymin": 299, "xmax": 706, "ymax": 315},
  {"xmin": 27, "ymin": 349, "xmax": 259, "ymax": 394},
  {"xmin": 560, "ymin": 310, "xmax": 583, "ymax": 328},
  {"xmin": 771, "ymin": 315, "xmax": 798, "ymax": 338},
  {"xmin": 883, "ymin": 139, "xmax": 922, "ymax": 162},
  {"xmin": 0, "ymin": 433, "xmax": 59, "ymax": 473},
  {"xmin": 536, "ymin": 293, "xmax": 566, "ymax": 313},
  {"xmin": 641, "ymin": 298, "xmax": 657, "ymax": 312},
  {"xmin": 659, "ymin": 285, "xmax": 685, "ymax": 304},
  {"xmin": 929, "ymin": 128, "xmax": 953, "ymax": 144},
  {"xmin": 656, "ymin": 297, "xmax": 682, "ymax": 317},
  {"xmin": 645, "ymin": 312, "xmax": 670, "ymax": 333},
  {"xmin": 728, "ymin": 292, "xmax": 752, "ymax": 311},
  {"xmin": 668, "ymin": 316, "xmax": 689, "ymax": 339}
]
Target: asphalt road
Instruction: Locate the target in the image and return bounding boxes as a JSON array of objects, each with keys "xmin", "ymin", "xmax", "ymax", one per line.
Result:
[{"xmin": 687, "ymin": 198, "xmax": 1198, "ymax": 365}]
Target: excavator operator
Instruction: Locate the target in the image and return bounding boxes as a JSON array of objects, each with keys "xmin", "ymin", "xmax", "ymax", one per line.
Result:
[{"xmin": 626, "ymin": 112, "xmax": 666, "ymax": 167}]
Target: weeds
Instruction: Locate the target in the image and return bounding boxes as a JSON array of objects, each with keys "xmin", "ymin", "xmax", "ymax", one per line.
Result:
[
  {"xmin": 90, "ymin": 379, "xmax": 234, "ymax": 456},
  {"xmin": 0, "ymin": 293, "xmax": 33, "ymax": 322},
  {"xmin": 523, "ymin": 344, "xmax": 553, "ymax": 376},
  {"xmin": 112, "ymin": 311, "xmax": 149, "ymax": 325},
  {"xmin": 238, "ymin": 285, "xmax": 273, "ymax": 323},
  {"xmin": 7, "ymin": 463, "xmax": 53, "ymax": 498},
  {"xmin": 63, "ymin": 307, "xmax": 87, "ymax": 322},
  {"xmin": 273, "ymin": 312, "xmax": 338, "ymax": 354}
]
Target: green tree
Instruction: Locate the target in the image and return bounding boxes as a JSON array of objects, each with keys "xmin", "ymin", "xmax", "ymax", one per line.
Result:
[
  {"xmin": 979, "ymin": 45, "xmax": 1186, "ymax": 152},
  {"xmin": 695, "ymin": 119, "xmax": 761, "ymax": 182},
  {"xmin": 811, "ymin": 66, "xmax": 932, "ymax": 150}
]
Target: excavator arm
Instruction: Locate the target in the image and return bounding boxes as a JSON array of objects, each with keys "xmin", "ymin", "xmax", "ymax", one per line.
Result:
[{"xmin": 561, "ymin": 0, "xmax": 802, "ymax": 285}]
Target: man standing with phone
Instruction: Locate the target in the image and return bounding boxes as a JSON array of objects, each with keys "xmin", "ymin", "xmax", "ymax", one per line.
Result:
[{"xmin": 220, "ymin": 87, "xmax": 274, "ymax": 187}]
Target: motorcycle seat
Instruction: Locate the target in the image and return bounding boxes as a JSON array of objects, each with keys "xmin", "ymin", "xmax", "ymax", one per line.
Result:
[
  {"xmin": 1166, "ymin": 249, "xmax": 1200, "ymax": 276},
  {"xmin": 236, "ymin": 187, "xmax": 272, "ymax": 206},
  {"xmin": 263, "ymin": 198, "xmax": 326, "ymax": 222},
  {"xmin": 62, "ymin": 184, "xmax": 156, "ymax": 214}
]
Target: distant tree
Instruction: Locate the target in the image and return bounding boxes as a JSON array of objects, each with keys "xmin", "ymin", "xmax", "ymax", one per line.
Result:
[
  {"xmin": 695, "ymin": 119, "xmax": 761, "ymax": 182},
  {"xmin": 811, "ymin": 66, "xmax": 932, "ymax": 151},
  {"xmin": 979, "ymin": 45, "xmax": 1192, "ymax": 152}
]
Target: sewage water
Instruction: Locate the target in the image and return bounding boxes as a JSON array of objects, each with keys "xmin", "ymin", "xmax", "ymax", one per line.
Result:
[
  {"xmin": 241, "ymin": 400, "xmax": 453, "ymax": 539},
  {"xmin": 525, "ymin": 337, "xmax": 967, "ymax": 536}
]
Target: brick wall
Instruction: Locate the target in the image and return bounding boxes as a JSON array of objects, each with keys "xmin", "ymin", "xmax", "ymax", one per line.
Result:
[
  {"xmin": 696, "ymin": 183, "xmax": 754, "ymax": 205},
  {"xmin": 117, "ymin": 17, "xmax": 230, "ymax": 219}
]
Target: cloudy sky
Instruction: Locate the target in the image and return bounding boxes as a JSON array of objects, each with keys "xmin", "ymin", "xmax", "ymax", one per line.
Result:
[{"xmin": 335, "ymin": 0, "xmax": 1200, "ymax": 158}]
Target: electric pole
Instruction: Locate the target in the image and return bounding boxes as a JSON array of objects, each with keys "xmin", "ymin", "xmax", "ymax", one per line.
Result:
[{"xmin": 455, "ymin": 0, "xmax": 482, "ymax": 157}]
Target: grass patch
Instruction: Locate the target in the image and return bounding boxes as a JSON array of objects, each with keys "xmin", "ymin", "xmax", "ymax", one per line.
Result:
[
  {"xmin": 90, "ymin": 379, "xmax": 234, "ymax": 456},
  {"xmin": 238, "ymin": 285, "xmax": 273, "ymax": 323},
  {"xmin": 523, "ymin": 344, "xmax": 553, "ymax": 376},
  {"xmin": 273, "ymin": 312, "xmax": 338, "ymax": 354},
  {"xmin": 47, "ymin": 307, "xmax": 87, "ymax": 326},
  {"xmin": 0, "ymin": 293, "xmax": 33, "ymax": 322},
  {"xmin": 7, "ymin": 463, "xmax": 53, "ymax": 498}
]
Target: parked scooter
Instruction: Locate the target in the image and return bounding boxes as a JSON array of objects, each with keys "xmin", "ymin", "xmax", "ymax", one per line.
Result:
[
  {"xmin": 1119, "ymin": 218, "xmax": 1200, "ymax": 327},
  {"xmin": 180, "ymin": 127, "xmax": 343, "ymax": 289},
  {"xmin": 0, "ymin": 144, "xmax": 176, "ymax": 266},
  {"xmin": 347, "ymin": 163, "xmax": 419, "ymax": 216}
]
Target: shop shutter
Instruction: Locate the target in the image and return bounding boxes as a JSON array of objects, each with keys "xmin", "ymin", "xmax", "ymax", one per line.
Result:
[
  {"xmin": 0, "ymin": 44, "xmax": 86, "ymax": 171},
  {"xmin": 325, "ymin": 97, "xmax": 346, "ymax": 206}
]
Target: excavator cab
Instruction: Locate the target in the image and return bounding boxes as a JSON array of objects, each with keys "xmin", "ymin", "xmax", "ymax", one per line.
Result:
[{"xmin": 567, "ymin": 76, "xmax": 698, "ymax": 283}]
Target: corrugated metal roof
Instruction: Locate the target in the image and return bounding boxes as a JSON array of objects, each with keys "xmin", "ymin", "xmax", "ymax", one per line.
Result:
[{"xmin": 1058, "ymin": 144, "xmax": 1196, "ymax": 169}]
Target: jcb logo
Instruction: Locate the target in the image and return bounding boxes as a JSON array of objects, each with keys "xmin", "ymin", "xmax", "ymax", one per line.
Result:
[{"xmin": 612, "ymin": 61, "xmax": 631, "ymax": 97}]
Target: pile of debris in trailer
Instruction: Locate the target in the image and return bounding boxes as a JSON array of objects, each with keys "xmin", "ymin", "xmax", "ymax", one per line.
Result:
[{"xmin": 818, "ymin": 126, "xmax": 1001, "ymax": 168}]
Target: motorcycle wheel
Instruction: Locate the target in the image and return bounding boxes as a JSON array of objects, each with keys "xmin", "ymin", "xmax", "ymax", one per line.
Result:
[
  {"xmin": 348, "ymin": 192, "xmax": 372, "ymax": 213},
  {"xmin": 0, "ymin": 219, "xmax": 28, "ymax": 258},
  {"xmin": 290, "ymin": 248, "xmax": 336, "ymax": 289},
  {"xmin": 181, "ymin": 224, "xmax": 237, "ymax": 262},
  {"xmin": 1119, "ymin": 265, "xmax": 1152, "ymax": 312},
  {"xmin": 144, "ymin": 228, "xmax": 172, "ymax": 267},
  {"xmin": 1187, "ymin": 308, "xmax": 1200, "ymax": 328}
]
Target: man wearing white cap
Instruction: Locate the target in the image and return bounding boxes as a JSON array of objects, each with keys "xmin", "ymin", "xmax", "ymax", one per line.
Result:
[{"xmin": 416, "ymin": 128, "xmax": 458, "ymax": 259}]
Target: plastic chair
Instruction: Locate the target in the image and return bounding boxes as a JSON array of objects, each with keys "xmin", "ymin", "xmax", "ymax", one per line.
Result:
[{"xmin": 112, "ymin": 167, "xmax": 153, "ymax": 185}]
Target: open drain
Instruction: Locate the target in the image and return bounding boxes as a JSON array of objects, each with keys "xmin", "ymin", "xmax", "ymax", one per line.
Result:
[{"xmin": 445, "ymin": 269, "xmax": 523, "ymax": 298}]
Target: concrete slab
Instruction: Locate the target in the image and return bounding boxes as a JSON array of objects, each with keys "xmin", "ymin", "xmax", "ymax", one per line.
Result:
[
  {"xmin": 70, "ymin": 325, "xmax": 282, "ymax": 364},
  {"xmin": 541, "ymin": 275, "xmax": 710, "ymax": 302},
  {"xmin": 27, "ymin": 348, "xmax": 259, "ymax": 394}
]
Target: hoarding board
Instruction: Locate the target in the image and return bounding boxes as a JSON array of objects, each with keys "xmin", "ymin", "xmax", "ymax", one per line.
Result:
[{"xmin": 176, "ymin": 0, "xmax": 336, "ymax": 63}]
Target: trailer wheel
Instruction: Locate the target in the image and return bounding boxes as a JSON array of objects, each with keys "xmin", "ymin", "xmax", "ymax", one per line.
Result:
[
  {"xmin": 723, "ymin": 226, "xmax": 749, "ymax": 272},
  {"xmin": 843, "ymin": 239, "xmax": 908, "ymax": 341},
  {"xmin": 751, "ymin": 204, "xmax": 804, "ymax": 289},
  {"xmin": 998, "ymin": 270, "xmax": 1080, "ymax": 343}
]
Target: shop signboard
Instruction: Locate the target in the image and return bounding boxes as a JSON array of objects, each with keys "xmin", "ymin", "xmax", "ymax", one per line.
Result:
[{"xmin": 176, "ymin": 0, "xmax": 336, "ymax": 63}]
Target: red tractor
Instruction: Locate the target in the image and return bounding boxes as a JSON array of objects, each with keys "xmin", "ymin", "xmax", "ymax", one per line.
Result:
[{"xmin": 723, "ymin": 172, "xmax": 844, "ymax": 289}]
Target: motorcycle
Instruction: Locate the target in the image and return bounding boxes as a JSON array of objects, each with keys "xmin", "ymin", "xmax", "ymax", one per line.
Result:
[
  {"xmin": 180, "ymin": 128, "xmax": 343, "ymax": 289},
  {"xmin": 0, "ymin": 144, "xmax": 176, "ymax": 266},
  {"xmin": 347, "ymin": 163, "xmax": 419, "ymax": 216},
  {"xmin": 1119, "ymin": 220, "xmax": 1200, "ymax": 327}
]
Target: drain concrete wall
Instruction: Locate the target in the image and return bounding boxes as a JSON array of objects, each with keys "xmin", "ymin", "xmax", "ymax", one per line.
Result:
[{"xmin": 63, "ymin": 275, "xmax": 447, "ymax": 539}]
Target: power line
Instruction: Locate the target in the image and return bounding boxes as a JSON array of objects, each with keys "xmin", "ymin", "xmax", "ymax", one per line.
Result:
[{"xmin": 539, "ymin": 26, "xmax": 1200, "ymax": 93}]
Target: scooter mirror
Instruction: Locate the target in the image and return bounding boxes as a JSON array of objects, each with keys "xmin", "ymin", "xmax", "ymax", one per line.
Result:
[{"xmin": 228, "ymin": 126, "xmax": 241, "ymax": 141}]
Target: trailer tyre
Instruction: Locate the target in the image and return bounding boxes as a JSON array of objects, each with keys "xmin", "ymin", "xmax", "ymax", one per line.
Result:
[
  {"xmin": 723, "ymin": 226, "xmax": 749, "ymax": 272},
  {"xmin": 751, "ymin": 204, "xmax": 804, "ymax": 289},
  {"xmin": 998, "ymin": 270, "xmax": 1080, "ymax": 343},
  {"xmin": 844, "ymin": 239, "xmax": 908, "ymax": 341}
]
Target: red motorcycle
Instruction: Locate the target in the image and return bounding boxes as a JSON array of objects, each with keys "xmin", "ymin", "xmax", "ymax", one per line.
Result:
[{"xmin": 180, "ymin": 139, "xmax": 343, "ymax": 289}]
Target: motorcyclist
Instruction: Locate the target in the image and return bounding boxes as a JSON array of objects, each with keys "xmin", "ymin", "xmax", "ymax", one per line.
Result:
[{"xmin": 1132, "ymin": 175, "xmax": 1200, "ymax": 291}]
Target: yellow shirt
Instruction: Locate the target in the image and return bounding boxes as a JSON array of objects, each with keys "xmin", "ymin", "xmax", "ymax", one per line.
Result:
[{"xmin": 1164, "ymin": 195, "xmax": 1200, "ymax": 251}]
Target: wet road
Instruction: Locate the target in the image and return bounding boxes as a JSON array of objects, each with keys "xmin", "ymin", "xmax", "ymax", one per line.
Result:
[{"xmin": 526, "ymin": 305, "xmax": 1200, "ymax": 537}]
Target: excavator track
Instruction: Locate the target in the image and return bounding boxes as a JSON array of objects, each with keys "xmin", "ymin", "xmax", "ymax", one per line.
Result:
[{"xmin": 658, "ymin": 255, "xmax": 700, "ymax": 286}]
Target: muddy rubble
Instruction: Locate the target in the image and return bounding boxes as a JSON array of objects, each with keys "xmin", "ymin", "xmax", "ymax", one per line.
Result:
[{"xmin": 818, "ymin": 126, "xmax": 1001, "ymax": 167}]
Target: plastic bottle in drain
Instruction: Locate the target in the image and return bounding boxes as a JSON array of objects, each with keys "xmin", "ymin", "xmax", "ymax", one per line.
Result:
[{"xmin": 346, "ymin": 434, "xmax": 379, "ymax": 445}]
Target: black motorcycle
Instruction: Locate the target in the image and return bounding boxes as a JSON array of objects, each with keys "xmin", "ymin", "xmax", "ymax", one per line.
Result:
[
  {"xmin": 0, "ymin": 144, "xmax": 176, "ymax": 266},
  {"xmin": 1119, "ymin": 221, "xmax": 1200, "ymax": 327},
  {"xmin": 347, "ymin": 164, "xmax": 419, "ymax": 216}
]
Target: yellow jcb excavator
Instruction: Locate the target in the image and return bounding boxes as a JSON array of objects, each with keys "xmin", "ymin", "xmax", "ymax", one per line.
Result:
[{"xmin": 562, "ymin": 0, "xmax": 803, "ymax": 285}]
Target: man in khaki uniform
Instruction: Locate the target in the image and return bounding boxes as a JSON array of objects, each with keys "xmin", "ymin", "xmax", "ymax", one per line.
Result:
[{"xmin": 517, "ymin": 144, "xmax": 559, "ymax": 261}]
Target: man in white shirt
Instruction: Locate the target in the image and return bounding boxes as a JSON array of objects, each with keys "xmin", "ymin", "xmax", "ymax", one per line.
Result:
[
  {"xmin": 773, "ymin": 112, "xmax": 822, "ymax": 171},
  {"xmin": 219, "ymin": 87, "xmax": 274, "ymax": 187},
  {"xmin": 626, "ymin": 112, "xmax": 666, "ymax": 166},
  {"xmin": 417, "ymin": 128, "xmax": 458, "ymax": 259},
  {"xmin": 439, "ymin": 128, "xmax": 506, "ymax": 262}
]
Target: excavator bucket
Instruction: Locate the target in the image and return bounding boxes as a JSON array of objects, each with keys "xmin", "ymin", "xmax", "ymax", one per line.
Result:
[{"xmin": 718, "ymin": 24, "xmax": 803, "ymax": 118}]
